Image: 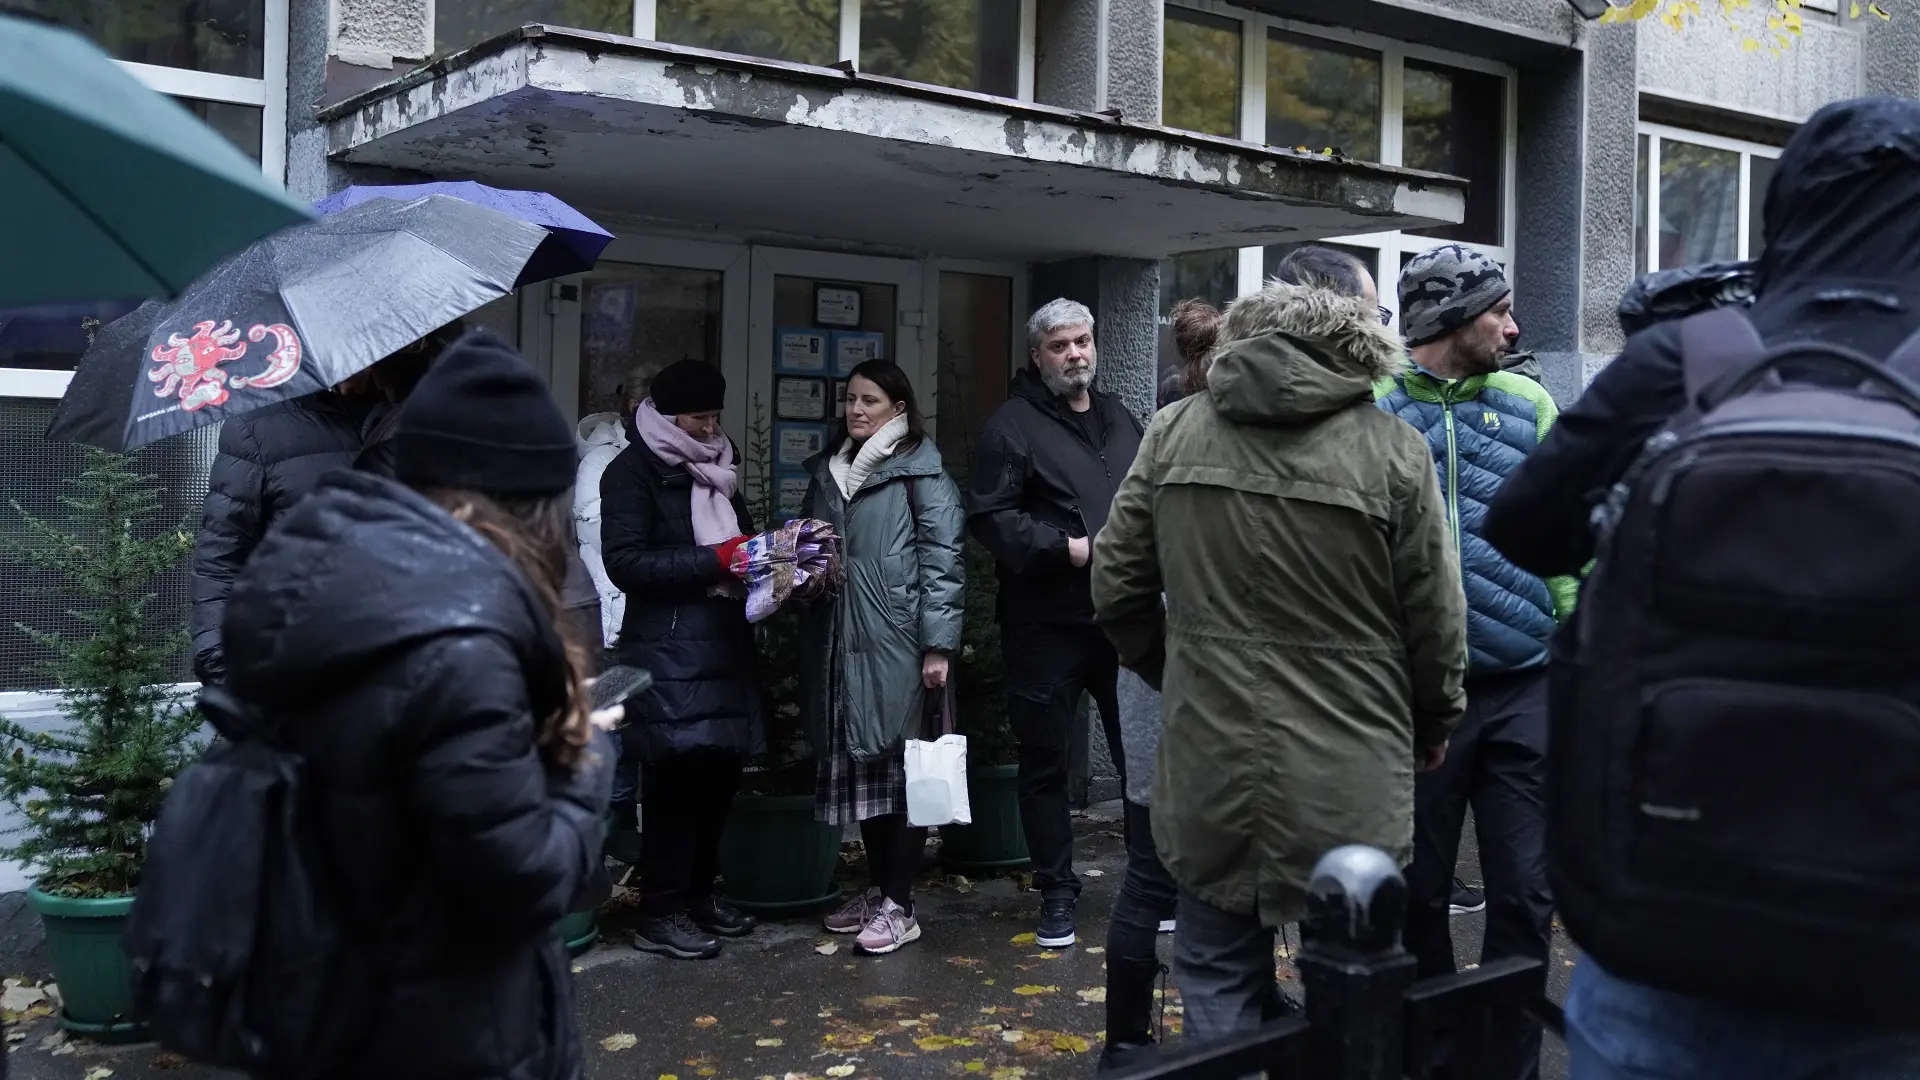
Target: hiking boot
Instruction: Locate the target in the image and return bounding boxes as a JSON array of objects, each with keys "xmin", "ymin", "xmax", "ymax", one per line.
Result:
[
  {"xmin": 1036, "ymin": 897, "xmax": 1077, "ymax": 949},
  {"xmin": 1096, "ymin": 1041, "xmax": 1159, "ymax": 1075},
  {"xmin": 855, "ymin": 898, "xmax": 921, "ymax": 955},
  {"xmin": 824, "ymin": 887, "xmax": 881, "ymax": 934},
  {"xmin": 633, "ymin": 913, "xmax": 721, "ymax": 960},
  {"xmin": 1449, "ymin": 878, "xmax": 1487, "ymax": 916},
  {"xmin": 690, "ymin": 896, "xmax": 757, "ymax": 938}
]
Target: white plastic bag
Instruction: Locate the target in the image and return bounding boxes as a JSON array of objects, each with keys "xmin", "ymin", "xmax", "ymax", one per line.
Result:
[{"xmin": 904, "ymin": 685, "xmax": 970, "ymax": 826}]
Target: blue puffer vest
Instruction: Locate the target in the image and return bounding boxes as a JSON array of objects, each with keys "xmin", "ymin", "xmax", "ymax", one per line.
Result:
[{"xmin": 1375, "ymin": 369, "xmax": 1560, "ymax": 676}]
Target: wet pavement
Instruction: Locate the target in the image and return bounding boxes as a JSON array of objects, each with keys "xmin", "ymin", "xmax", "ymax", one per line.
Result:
[{"xmin": 6, "ymin": 805, "xmax": 1574, "ymax": 1080}]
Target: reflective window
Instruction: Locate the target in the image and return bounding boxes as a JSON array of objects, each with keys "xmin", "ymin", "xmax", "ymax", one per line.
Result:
[
  {"xmin": 1266, "ymin": 32, "xmax": 1380, "ymax": 160},
  {"xmin": 861, "ymin": 0, "xmax": 1021, "ymax": 97},
  {"xmin": 436, "ymin": 0, "xmax": 634, "ymax": 54},
  {"xmin": 1402, "ymin": 60, "xmax": 1505, "ymax": 245},
  {"xmin": 180, "ymin": 99, "xmax": 263, "ymax": 163},
  {"xmin": 1657, "ymin": 140, "xmax": 1740, "ymax": 269},
  {"xmin": 17, "ymin": 0, "xmax": 265, "ymax": 78},
  {"xmin": 1157, "ymin": 249, "xmax": 1239, "ymax": 384},
  {"xmin": 1635, "ymin": 133, "xmax": 1651, "ymax": 278},
  {"xmin": 1747, "ymin": 153, "xmax": 1777, "ymax": 259},
  {"xmin": 1263, "ymin": 242, "xmax": 1380, "ymax": 294},
  {"xmin": 656, "ymin": 0, "xmax": 842, "ymax": 66},
  {"xmin": 577, "ymin": 264, "xmax": 725, "ymax": 418},
  {"xmin": 1163, "ymin": 7, "xmax": 1241, "ymax": 139},
  {"xmin": 935, "ymin": 272, "xmax": 1014, "ymax": 472}
]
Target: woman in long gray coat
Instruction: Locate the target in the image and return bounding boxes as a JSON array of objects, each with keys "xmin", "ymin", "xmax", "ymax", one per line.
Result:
[{"xmin": 801, "ymin": 360, "xmax": 965, "ymax": 956}]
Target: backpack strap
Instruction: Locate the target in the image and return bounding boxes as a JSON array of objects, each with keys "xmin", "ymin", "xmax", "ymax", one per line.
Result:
[{"xmin": 1679, "ymin": 307, "xmax": 1767, "ymax": 412}]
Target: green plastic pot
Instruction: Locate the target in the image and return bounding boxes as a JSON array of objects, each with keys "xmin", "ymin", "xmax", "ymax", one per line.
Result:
[
  {"xmin": 26, "ymin": 889, "xmax": 144, "ymax": 1043},
  {"xmin": 939, "ymin": 764, "xmax": 1032, "ymax": 871},
  {"xmin": 718, "ymin": 793, "xmax": 843, "ymax": 912},
  {"xmin": 559, "ymin": 908, "xmax": 599, "ymax": 957}
]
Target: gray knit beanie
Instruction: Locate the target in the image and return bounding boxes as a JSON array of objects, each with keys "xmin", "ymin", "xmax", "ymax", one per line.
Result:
[{"xmin": 1399, "ymin": 244, "xmax": 1511, "ymax": 347}]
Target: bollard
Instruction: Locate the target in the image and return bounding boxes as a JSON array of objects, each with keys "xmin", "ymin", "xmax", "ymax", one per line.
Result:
[{"xmin": 1296, "ymin": 845, "xmax": 1419, "ymax": 1080}]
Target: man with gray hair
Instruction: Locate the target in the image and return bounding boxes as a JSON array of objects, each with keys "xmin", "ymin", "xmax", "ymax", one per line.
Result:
[{"xmin": 969, "ymin": 297, "xmax": 1145, "ymax": 949}]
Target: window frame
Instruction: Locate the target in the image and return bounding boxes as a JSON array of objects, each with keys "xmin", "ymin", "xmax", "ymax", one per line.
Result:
[
  {"xmin": 634, "ymin": 0, "xmax": 1039, "ymax": 100},
  {"xmin": 1, "ymin": 0, "xmax": 289, "ymax": 399},
  {"xmin": 1637, "ymin": 121, "xmax": 1783, "ymax": 274},
  {"xmin": 1164, "ymin": 0, "xmax": 1519, "ymax": 319}
]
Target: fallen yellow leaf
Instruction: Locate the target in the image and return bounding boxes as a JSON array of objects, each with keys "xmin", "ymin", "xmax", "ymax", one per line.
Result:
[
  {"xmin": 990, "ymin": 1068, "xmax": 1028, "ymax": 1080},
  {"xmin": 697, "ymin": 1071, "xmax": 715, "ymax": 1078},
  {"xmin": 771, "ymin": 1018, "xmax": 789, "ymax": 1026},
  {"xmin": 1012, "ymin": 985, "xmax": 1058, "ymax": 996},
  {"xmin": 1002, "ymin": 1029, "xmax": 1025, "ymax": 1043},
  {"xmin": 815, "ymin": 942, "xmax": 840, "ymax": 955},
  {"xmin": 825, "ymin": 1067, "xmax": 856, "ymax": 1078},
  {"xmin": 1035, "ymin": 951, "xmax": 1060, "ymax": 960},
  {"xmin": 1085, "ymin": 947, "xmax": 1106, "ymax": 955},
  {"xmin": 1077, "ymin": 987, "xmax": 1107, "ymax": 1003},
  {"xmin": 1053, "ymin": 1033, "xmax": 1092, "ymax": 1053},
  {"xmin": 964, "ymin": 1062, "xmax": 986, "ymax": 1073},
  {"xmin": 83, "ymin": 1069, "xmax": 114, "ymax": 1080},
  {"xmin": 660, "ymin": 1075, "xmax": 679, "ymax": 1080},
  {"xmin": 693, "ymin": 1015, "xmax": 719, "ymax": 1028},
  {"xmin": 897, "ymin": 1018, "xmax": 920, "ymax": 1028},
  {"xmin": 914, "ymin": 1034, "xmax": 978, "ymax": 1050},
  {"xmin": 602, "ymin": 1033, "xmax": 639, "ymax": 1051},
  {"xmin": 756, "ymin": 1037, "xmax": 785, "ymax": 1047},
  {"xmin": 1009, "ymin": 932, "xmax": 1036, "ymax": 945},
  {"xmin": 983, "ymin": 978, "xmax": 996, "ymax": 985}
]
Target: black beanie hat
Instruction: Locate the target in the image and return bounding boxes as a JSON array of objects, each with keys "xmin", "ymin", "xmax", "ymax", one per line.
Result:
[
  {"xmin": 392, "ymin": 329, "xmax": 577, "ymax": 496},
  {"xmin": 649, "ymin": 359, "xmax": 727, "ymax": 415}
]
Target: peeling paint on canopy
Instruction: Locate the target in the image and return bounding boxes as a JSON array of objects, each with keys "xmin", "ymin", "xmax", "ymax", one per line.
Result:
[{"xmin": 320, "ymin": 26, "xmax": 1465, "ymax": 261}]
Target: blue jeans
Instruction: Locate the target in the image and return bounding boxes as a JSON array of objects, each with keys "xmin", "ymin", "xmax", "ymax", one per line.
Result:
[{"xmin": 1568, "ymin": 954, "xmax": 1920, "ymax": 1080}]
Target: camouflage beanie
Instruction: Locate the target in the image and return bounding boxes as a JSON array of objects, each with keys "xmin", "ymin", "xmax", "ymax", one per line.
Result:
[{"xmin": 1399, "ymin": 245, "xmax": 1510, "ymax": 347}]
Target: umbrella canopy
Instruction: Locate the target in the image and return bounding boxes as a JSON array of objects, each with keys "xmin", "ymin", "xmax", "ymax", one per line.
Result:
[
  {"xmin": 0, "ymin": 14, "xmax": 311, "ymax": 306},
  {"xmin": 47, "ymin": 195, "xmax": 548, "ymax": 452},
  {"xmin": 314, "ymin": 182, "xmax": 614, "ymax": 286}
]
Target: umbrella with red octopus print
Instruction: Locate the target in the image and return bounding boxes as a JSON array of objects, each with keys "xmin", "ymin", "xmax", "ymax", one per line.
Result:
[{"xmin": 45, "ymin": 194, "xmax": 550, "ymax": 452}]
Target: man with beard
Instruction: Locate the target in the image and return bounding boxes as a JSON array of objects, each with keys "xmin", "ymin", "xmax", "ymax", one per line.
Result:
[
  {"xmin": 969, "ymin": 298, "xmax": 1145, "ymax": 948},
  {"xmin": 1375, "ymin": 246, "xmax": 1576, "ymax": 1080}
]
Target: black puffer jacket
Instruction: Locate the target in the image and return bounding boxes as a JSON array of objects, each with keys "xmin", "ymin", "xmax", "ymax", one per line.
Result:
[
  {"xmin": 600, "ymin": 440, "xmax": 766, "ymax": 761},
  {"xmin": 190, "ymin": 392, "xmax": 368, "ymax": 683},
  {"xmin": 223, "ymin": 470, "xmax": 611, "ymax": 1080},
  {"xmin": 968, "ymin": 369, "xmax": 1144, "ymax": 625}
]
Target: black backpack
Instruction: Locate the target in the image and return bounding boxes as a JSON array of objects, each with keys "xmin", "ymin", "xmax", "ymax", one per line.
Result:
[
  {"xmin": 122, "ymin": 685, "xmax": 379, "ymax": 1075},
  {"xmin": 1553, "ymin": 307, "xmax": 1920, "ymax": 1027}
]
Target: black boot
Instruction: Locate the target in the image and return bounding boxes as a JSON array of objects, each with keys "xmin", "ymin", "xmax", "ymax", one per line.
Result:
[
  {"xmin": 689, "ymin": 896, "xmax": 758, "ymax": 938},
  {"xmin": 633, "ymin": 913, "xmax": 721, "ymax": 960},
  {"xmin": 1097, "ymin": 958, "xmax": 1162, "ymax": 1074}
]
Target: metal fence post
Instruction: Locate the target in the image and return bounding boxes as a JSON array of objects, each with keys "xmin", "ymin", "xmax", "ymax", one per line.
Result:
[{"xmin": 1295, "ymin": 845, "xmax": 1420, "ymax": 1080}]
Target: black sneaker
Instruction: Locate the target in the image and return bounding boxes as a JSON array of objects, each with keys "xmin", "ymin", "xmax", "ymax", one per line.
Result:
[
  {"xmin": 1036, "ymin": 897, "xmax": 1077, "ymax": 948},
  {"xmin": 1449, "ymin": 878, "xmax": 1487, "ymax": 916},
  {"xmin": 690, "ymin": 896, "xmax": 758, "ymax": 938},
  {"xmin": 633, "ymin": 913, "xmax": 722, "ymax": 960}
]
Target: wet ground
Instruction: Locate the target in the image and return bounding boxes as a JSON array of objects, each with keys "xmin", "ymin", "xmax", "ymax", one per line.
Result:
[{"xmin": 6, "ymin": 806, "xmax": 1574, "ymax": 1079}]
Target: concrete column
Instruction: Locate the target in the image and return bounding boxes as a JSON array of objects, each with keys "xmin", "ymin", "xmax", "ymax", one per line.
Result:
[
  {"xmin": 284, "ymin": 0, "xmax": 439, "ymax": 202},
  {"xmin": 1033, "ymin": 0, "xmax": 1161, "ymax": 123}
]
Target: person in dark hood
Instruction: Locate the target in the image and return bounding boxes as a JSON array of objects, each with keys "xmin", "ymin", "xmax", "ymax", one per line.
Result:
[
  {"xmin": 1484, "ymin": 97, "xmax": 1920, "ymax": 1080},
  {"xmin": 968, "ymin": 298, "xmax": 1146, "ymax": 950},
  {"xmin": 219, "ymin": 329, "xmax": 614, "ymax": 1080}
]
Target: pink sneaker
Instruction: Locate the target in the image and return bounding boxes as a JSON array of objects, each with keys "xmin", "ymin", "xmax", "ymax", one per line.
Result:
[
  {"xmin": 824, "ymin": 888, "xmax": 880, "ymax": 934},
  {"xmin": 856, "ymin": 898, "xmax": 921, "ymax": 955}
]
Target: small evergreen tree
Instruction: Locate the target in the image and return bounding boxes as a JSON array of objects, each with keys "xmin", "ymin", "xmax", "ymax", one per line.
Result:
[{"xmin": 0, "ymin": 448, "xmax": 202, "ymax": 897}]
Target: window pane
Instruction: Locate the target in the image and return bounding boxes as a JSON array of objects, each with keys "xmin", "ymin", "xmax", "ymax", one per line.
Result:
[
  {"xmin": 1402, "ymin": 61, "xmax": 1506, "ymax": 246},
  {"xmin": 1263, "ymin": 242, "xmax": 1380, "ymax": 294},
  {"xmin": 0, "ymin": 302, "xmax": 140, "ymax": 372},
  {"xmin": 935, "ymin": 272, "xmax": 1013, "ymax": 475},
  {"xmin": 1157, "ymin": 249, "xmax": 1239, "ymax": 388},
  {"xmin": 180, "ymin": 98, "xmax": 263, "ymax": 163},
  {"xmin": 1266, "ymin": 32, "xmax": 1380, "ymax": 161},
  {"xmin": 657, "ymin": 0, "xmax": 841, "ymax": 66},
  {"xmin": 1656, "ymin": 140, "xmax": 1740, "ymax": 270},
  {"xmin": 861, "ymin": 0, "xmax": 1020, "ymax": 97},
  {"xmin": 1163, "ymin": 8, "xmax": 1240, "ymax": 139},
  {"xmin": 578, "ymin": 264, "xmax": 724, "ymax": 418},
  {"xmin": 1635, "ymin": 133, "xmax": 1650, "ymax": 278},
  {"xmin": 1747, "ymin": 154, "xmax": 1777, "ymax": 259},
  {"xmin": 19, "ymin": 0, "xmax": 265, "ymax": 78},
  {"xmin": 436, "ymin": 0, "xmax": 633, "ymax": 54}
]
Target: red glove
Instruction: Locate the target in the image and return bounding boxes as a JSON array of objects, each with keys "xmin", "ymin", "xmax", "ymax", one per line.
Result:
[{"xmin": 712, "ymin": 535, "xmax": 751, "ymax": 577}]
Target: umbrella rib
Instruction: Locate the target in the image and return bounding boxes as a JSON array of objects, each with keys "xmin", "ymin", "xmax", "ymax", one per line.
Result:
[{"xmin": 2, "ymin": 131, "xmax": 177, "ymax": 298}]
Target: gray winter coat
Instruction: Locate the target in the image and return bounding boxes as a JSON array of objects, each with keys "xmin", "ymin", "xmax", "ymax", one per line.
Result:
[{"xmin": 801, "ymin": 437, "xmax": 966, "ymax": 761}]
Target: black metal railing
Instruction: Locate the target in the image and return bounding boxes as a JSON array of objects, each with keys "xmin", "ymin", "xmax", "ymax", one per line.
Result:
[{"xmin": 1113, "ymin": 845, "xmax": 1563, "ymax": 1080}]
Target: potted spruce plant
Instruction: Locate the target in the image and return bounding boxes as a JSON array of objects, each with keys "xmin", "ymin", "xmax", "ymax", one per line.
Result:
[
  {"xmin": 0, "ymin": 448, "xmax": 203, "ymax": 1041},
  {"xmin": 717, "ymin": 396, "xmax": 843, "ymax": 912}
]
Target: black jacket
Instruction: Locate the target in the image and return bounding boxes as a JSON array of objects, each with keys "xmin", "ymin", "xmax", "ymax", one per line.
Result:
[
  {"xmin": 223, "ymin": 470, "xmax": 611, "ymax": 1080},
  {"xmin": 600, "ymin": 440, "xmax": 765, "ymax": 761},
  {"xmin": 1486, "ymin": 97, "xmax": 1920, "ymax": 579},
  {"xmin": 190, "ymin": 392, "xmax": 369, "ymax": 684},
  {"xmin": 968, "ymin": 369, "xmax": 1145, "ymax": 625}
]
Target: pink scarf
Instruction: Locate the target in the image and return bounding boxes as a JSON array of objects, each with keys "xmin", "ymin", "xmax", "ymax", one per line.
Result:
[{"xmin": 635, "ymin": 399, "xmax": 740, "ymax": 545}]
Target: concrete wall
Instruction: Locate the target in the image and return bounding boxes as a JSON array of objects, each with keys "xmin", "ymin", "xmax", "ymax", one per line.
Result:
[{"xmin": 1637, "ymin": 6, "xmax": 1863, "ymax": 123}]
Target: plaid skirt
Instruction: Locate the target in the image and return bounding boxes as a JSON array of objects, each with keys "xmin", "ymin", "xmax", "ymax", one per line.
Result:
[{"xmin": 815, "ymin": 668, "xmax": 907, "ymax": 826}]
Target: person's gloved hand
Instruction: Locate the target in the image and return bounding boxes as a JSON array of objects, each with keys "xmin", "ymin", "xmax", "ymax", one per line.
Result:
[{"xmin": 712, "ymin": 535, "xmax": 751, "ymax": 578}]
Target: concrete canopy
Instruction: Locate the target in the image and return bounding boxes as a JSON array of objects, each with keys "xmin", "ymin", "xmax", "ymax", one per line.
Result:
[{"xmin": 318, "ymin": 26, "xmax": 1467, "ymax": 262}]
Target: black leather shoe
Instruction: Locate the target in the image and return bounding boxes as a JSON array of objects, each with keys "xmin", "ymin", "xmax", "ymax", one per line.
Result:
[
  {"xmin": 633, "ymin": 913, "xmax": 721, "ymax": 960},
  {"xmin": 690, "ymin": 896, "xmax": 758, "ymax": 938}
]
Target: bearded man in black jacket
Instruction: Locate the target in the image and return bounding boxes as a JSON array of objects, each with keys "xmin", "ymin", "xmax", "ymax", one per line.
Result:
[{"xmin": 969, "ymin": 298, "xmax": 1145, "ymax": 950}]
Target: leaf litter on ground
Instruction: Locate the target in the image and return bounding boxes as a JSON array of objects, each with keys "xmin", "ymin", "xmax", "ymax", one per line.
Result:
[{"xmin": 601, "ymin": 1033, "xmax": 639, "ymax": 1051}]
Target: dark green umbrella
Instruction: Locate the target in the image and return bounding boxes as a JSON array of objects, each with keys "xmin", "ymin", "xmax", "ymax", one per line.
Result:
[{"xmin": 0, "ymin": 13, "xmax": 312, "ymax": 306}]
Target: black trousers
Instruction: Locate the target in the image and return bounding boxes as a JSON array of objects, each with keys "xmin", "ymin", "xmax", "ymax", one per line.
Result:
[
  {"xmin": 1105, "ymin": 800, "xmax": 1179, "ymax": 1044},
  {"xmin": 637, "ymin": 750, "xmax": 743, "ymax": 917},
  {"xmin": 1404, "ymin": 668, "xmax": 1554, "ymax": 1080},
  {"xmin": 860, "ymin": 814, "xmax": 927, "ymax": 910},
  {"xmin": 1001, "ymin": 621, "xmax": 1123, "ymax": 900}
]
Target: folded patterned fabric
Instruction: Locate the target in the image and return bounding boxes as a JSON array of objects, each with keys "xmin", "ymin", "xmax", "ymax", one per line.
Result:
[{"xmin": 729, "ymin": 517, "xmax": 844, "ymax": 623}]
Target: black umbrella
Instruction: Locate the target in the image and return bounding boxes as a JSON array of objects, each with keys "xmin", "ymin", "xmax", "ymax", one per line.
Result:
[{"xmin": 47, "ymin": 194, "xmax": 549, "ymax": 451}]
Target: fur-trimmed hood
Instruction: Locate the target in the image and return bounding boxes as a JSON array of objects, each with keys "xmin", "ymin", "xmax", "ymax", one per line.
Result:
[{"xmin": 1207, "ymin": 281, "xmax": 1404, "ymax": 425}]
